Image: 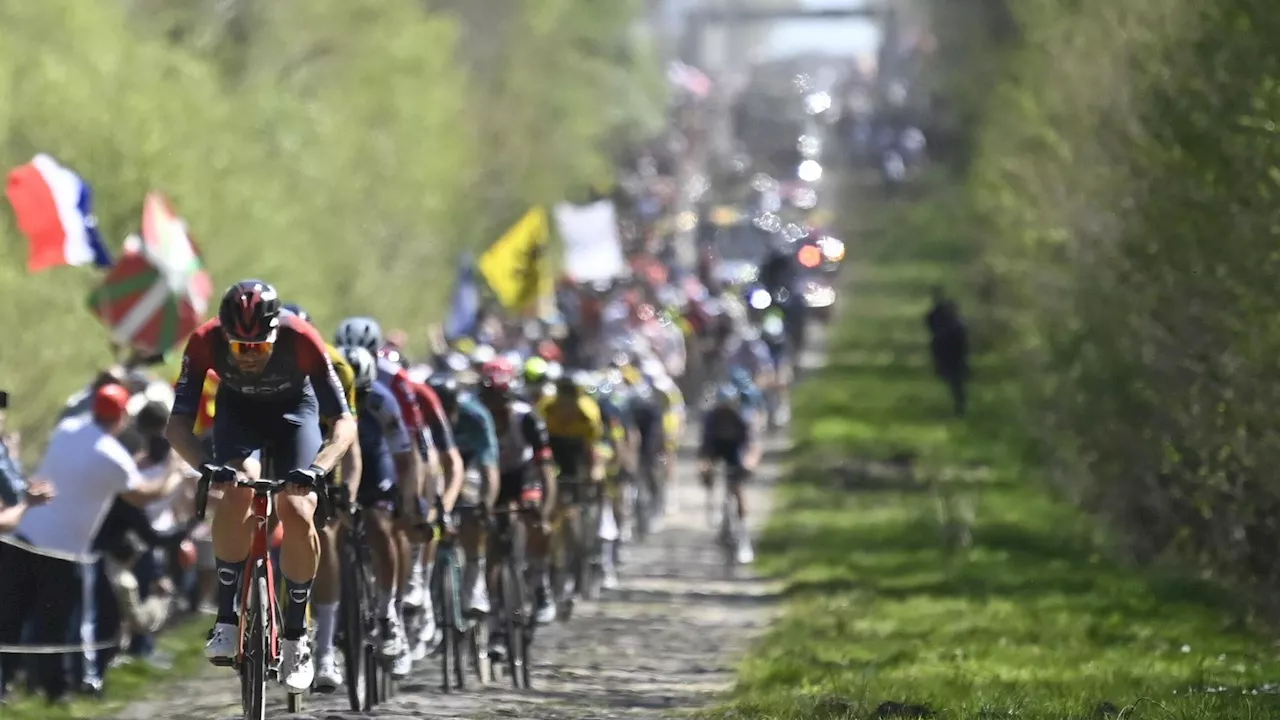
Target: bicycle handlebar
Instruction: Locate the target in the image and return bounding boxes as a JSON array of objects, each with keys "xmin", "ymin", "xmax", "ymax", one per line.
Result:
[{"xmin": 193, "ymin": 464, "xmax": 333, "ymax": 523}]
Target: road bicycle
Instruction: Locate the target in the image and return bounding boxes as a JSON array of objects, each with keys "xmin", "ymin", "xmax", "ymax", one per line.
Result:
[
  {"xmin": 490, "ymin": 504, "xmax": 535, "ymax": 690},
  {"xmin": 195, "ymin": 457, "xmax": 332, "ymax": 719},
  {"xmin": 430, "ymin": 508, "xmax": 470, "ymax": 692},
  {"xmin": 328, "ymin": 491, "xmax": 383, "ymax": 712}
]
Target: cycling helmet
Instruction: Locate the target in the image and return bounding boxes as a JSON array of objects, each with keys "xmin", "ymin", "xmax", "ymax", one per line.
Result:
[
  {"xmin": 281, "ymin": 303, "xmax": 310, "ymax": 324},
  {"xmin": 341, "ymin": 346, "xmax": 377, "ymax": 390},
  {"xmin": 378, "ymin": 343, "xmax": 404, "ymax": 370},
  {"xmin": 219, "ymin": 280, "xmax": 281, "ymax": 343},
  {"xmin": 480, "ymin": 358, "xmax": 516, "ymax": 392},
  {"xmin": 523, "ymin": 356, "xmax": 550, "ymax": 384},
  {"xmin": 334, "ymin": 317, "xmax": 383, "ymax": 354},
  {"xmin": 427, "ymin": 374, "xmax": 460, "ymax": 415}
]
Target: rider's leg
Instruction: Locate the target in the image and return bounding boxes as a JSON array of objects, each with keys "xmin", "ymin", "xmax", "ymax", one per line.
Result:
[
  {"xmin": 276, "ymin": 491, "xmax": 320, "ymax": 638},
  {"xmin": 273, "ymin": 419, "xmax": 325, "ymax": 642},
  {"xmin": 204, "ymin": 415, "xmax": 259, "ymax": 661},
  {"xmin": 312, "ymin": 522, "xmax": 342, "ymax": 690},
  {"xmin": 459, "ymin": 516, "xmax": 489, "ymax": 613},
  {"xmin": 365, "ymin": 507, "xmax": 399, "ymax": 620},
  {"xmin": 208, "ymin": 410, "xmax": 264, "ymax": 633}
]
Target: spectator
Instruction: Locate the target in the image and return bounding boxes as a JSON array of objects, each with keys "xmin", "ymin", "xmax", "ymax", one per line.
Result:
[
  {"xmin": 0, "ymin": 389, "xmax": 56, "ymax": 534},
  {"xmin": 0, "ymin": 384, "xmax": 181, "ymax": 703},
  {"xmin": 924, "ymin": 286, "xmax": 970, "ymax": 417}
]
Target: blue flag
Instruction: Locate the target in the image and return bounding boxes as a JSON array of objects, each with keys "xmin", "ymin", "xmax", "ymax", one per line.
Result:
[{"xmin": 444, "ymin": 254, "xmax": 480, "ymax": 340}]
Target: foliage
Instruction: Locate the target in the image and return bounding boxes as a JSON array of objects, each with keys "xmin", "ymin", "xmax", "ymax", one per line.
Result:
[
  {"xmin": 909, "ymin": 0, "xmax": 1280, "ymax": 600},
  {"xmin": 0, "ymin": 0, "xmax": 659, "ymax": 451},
  {"xmin": 705, "ymin": 204, "xmax": 1280, "ymax": 720}
]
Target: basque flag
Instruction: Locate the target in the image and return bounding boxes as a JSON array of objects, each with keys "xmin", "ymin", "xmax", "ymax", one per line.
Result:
[{"xmin": 6, "ymin": 154, "xmax": 111, "ymax": 272}]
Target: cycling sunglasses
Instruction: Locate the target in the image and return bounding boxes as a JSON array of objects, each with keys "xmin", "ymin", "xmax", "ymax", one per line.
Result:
[{"xmin": 229, "ymin": 340, "xmax": 274, "ymax": 357}]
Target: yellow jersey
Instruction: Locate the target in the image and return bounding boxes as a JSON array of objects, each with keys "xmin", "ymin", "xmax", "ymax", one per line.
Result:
[{"xmin": 536, "ymin": 393, "xmax": 605, "ymax": 444}]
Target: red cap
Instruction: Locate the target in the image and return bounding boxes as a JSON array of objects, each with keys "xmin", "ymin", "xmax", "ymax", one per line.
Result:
[{"xmin": 93, "ymin": 383, "xmax": 131, "ymax": 424}]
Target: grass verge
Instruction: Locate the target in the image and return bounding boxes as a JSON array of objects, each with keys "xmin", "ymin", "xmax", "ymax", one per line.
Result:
[
  {"xmin": 706, "ymin": 198, "xmax": 1280, "ymax": 719},
  {"xmin": 3, "ymin": 620, "xmax": 208, "ymax": 720}
]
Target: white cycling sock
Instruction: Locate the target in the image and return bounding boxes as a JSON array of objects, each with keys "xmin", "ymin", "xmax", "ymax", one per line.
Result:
[
  {"xmin": 386, "ymin": 594, "xmax": 398, "ymax": 621},
  {"xmin": 314, "ymin": 603, "xmax": 338, "ymax": 656}
]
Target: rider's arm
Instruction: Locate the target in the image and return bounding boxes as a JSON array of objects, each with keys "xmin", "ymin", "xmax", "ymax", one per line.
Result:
[
  {"xmin": 522, "ymin": 410, "xmax": 556, "ymax": 522},
  {"xmin": 167, "ymin": 329, "xmax": 215, "ymax": 470},
  {"xmin": 296, "ymin": 321, "xmax": 356, "ymax": 475},
  {"xmin": 421, "ymin": 387, "xmax": 463, "ymax": 514},
  {"xmin": 341, "ymin": 436, "xmax": 362, "ymax": 500},
  {"xmin": 477, "ymin": 403, "xmax": 502, "ymax": 511},
  {"xmin": 373, "ymin": 389, "xmax": 425, "ymax": 518}
]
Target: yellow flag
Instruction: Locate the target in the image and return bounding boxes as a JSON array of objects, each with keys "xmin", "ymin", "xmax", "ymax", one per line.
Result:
[{"xmin": 479, "ymin": 206, "xmax": 549, "ymax": 311}]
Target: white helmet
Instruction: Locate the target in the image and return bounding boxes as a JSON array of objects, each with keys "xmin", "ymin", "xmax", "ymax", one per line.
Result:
[
  {"xmin": 334, "ymin": 317, "xmax": 383, "ymax": 354},
  {"xmin": 341, "ymin": 345, "xmax": 377, "ymax": 390}
]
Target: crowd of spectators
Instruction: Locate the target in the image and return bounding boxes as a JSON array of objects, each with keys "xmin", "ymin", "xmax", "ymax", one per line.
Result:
[{"xmin": 0, "ymin": 361, "xmax": 214, "ymax": 705}]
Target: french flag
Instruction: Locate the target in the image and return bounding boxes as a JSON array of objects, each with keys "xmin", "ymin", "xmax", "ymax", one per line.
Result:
[{"xmin": 5, "ymin": 154, "xmax": 111, "ymax": 272}]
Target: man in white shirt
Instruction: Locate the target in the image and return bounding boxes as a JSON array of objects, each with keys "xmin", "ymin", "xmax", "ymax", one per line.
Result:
[{"xmin": 0, "ymin": 384, "xmax": 181, "ymax": 703}]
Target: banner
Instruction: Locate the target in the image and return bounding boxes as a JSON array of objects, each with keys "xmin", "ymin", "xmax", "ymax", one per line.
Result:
[
  {"xmin": 478, "ymin": 206, "xmax": 549, "ymax": 312},
  {"xmin": 444, "ymin": 253, "xmax": 480, "ymax": 340},
  {"xmin": 552, "ymin": 200, "xmax": 625, "ymax": 284}
]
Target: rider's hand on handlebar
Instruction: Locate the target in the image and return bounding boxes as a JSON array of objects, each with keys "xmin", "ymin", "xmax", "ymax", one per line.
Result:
[{"xmin": 285, "ymin": 465, "xmax": 322, "ymax": 496}]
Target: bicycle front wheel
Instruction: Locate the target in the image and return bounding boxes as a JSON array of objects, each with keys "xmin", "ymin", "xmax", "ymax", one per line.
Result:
[
  {"xmin": 339, "ymin": 541, "xmax": 368, "ymax": 711},
  {"xmin": 240, "ymin": 566, "xmax": 269, "ymax": 720},
  {"xmin": 500, "ymin": 558, "xmax": 526, "ymax": 689}
]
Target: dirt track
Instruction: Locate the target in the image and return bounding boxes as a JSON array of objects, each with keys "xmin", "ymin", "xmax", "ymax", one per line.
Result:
[{"xmin": 109, "ymin": 438, "xmax": 787, "ymax": 720}]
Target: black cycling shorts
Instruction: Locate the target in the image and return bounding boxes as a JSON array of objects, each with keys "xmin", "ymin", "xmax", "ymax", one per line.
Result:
[
  {"xmin": 698, "ymin": 440, "xmax": 748, "ymax": 484},
  {"xmin": 548, "ymin": 437, "xmax": 588, "ymax": 480},
  {"xmin": 356, "ymin": 472, "xmax": 398, "ymax": 512},
  {"xmin": 497, "ymin": 463, "xmax": 542, "ymax": 507},
  {"xmin": 212, "ymin": 389, "xmax": 323, "ymax": 476},
  {"xmin": 631, "ymin": 403, "xmax": 663, "ymax": 459}
]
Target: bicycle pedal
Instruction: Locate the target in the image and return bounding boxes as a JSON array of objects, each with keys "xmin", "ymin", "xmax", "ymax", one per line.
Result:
[{"xmin": 209, "ymin": 657, "xmax": 235, "ymax": 668}]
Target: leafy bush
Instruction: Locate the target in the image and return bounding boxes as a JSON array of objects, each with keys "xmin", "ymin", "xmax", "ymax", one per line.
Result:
[
  {"xmin": 912, "ymin": 0, "xmax": 1280, "ymax": 596},
  {"xmin": 0, "ymin": 0, "xmax": 660, "ymax": 447}
]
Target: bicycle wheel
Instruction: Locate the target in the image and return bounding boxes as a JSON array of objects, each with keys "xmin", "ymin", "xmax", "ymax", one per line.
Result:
[
  {"xmin": 240, "ymin": 565, "xmax": 268, "ymax": 720},
  {"xmin": 500, "ymin": 558, "xmax": 525, "ymax": 689},
  {"xmin": 339, "ymin": 541, "xmax": 368, "ymax": 711},
  {"xmin": 436, "ymin": 554, "xmax": 454, "ymax": 692},
  {"xmin": 470, "ymin": 612, "xmax": 492, "ymax": 685},
  {"xmin": 580, "ymin": 490, "xmax": 603, "ymax": 599},
  {"xmin": 633, "ymin": 470, "xmax": 652, "ymax": 542}
]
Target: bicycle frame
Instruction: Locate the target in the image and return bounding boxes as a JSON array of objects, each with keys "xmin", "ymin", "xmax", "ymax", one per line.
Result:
[{"xmin": 237, "ymin": 482, "xmax": 283, "ymax": 672}]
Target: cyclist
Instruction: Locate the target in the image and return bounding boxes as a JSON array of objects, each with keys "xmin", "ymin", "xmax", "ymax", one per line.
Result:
[
  {"xmin": 280, "ymin": 304, "xmax": 364, "ymax": 693},
  {"xmin": 726, "ymin": 325, "xmax": 776, "ymax": 400},
  {"xmin": 475, "ymin": 358, "xmax": 559, "ymax": 632},
  {"xmin": 641, "ymin": 358, "xmax": 685, "ymax": 528},
  {"xmin": 617, "ymin": 361, "xmax": 664, "ymax": 536},
  {"xmin": 168, "ymin": 280, "xmax": 357, "ymax": 692},
  {"xmin": 728, "ymin": 366, "xmax": 767, "ymax": 434},
  {"xmin": 337, "ymin": 345, "xmax": 422, "ymax": 676},
  {"xmin": 536, "ymin": 372, "xmax": 605, "ymax": 600},
  {"xmin": 698, "ymin": 383, "xmax": 760, "ymax": 564},
  {"xmin": 334, "ymin": 317, "xmax": 435, "ymax": 673},
  {"xmin": 595, "ymin": 374, "xmax": 637, "ymax": 577},
  {"xmin": 378, "ymin": 343, "xmax": 463, "ymax": 661},
  {"xmin": 426, "ymin": 374, "xmax": 500, "ymax": 620}
]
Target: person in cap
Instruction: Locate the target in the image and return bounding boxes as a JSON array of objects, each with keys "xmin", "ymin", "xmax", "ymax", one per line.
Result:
[{"xmin": 0, "ymin": 384, "xmax": 181, "ymax": 702}]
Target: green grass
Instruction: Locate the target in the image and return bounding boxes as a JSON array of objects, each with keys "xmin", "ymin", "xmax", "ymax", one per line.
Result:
[
  {"xmin": 3, "ymin": 620, "xmax": 207, "ymax": 720},
  {"xmin": 708, "ymin": 221, "xmax": 1280, "ymax": 718}
]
